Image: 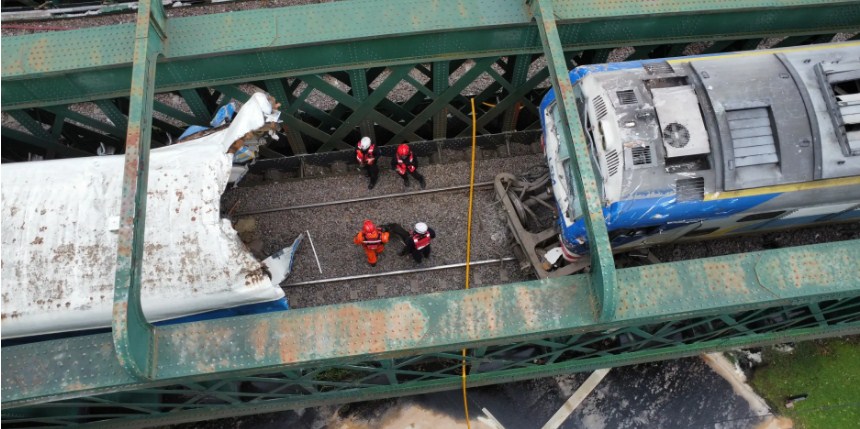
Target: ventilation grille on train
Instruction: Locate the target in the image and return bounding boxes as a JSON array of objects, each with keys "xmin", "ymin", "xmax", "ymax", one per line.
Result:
[
  {"xmin": 594, "ymin": 95, "xmax": 608, "ymax": 120},
  {"xmin": 727, "ymin": 107, "xmax": 778, "ymax": 167},
  {"xmin": 663, "ymin": 123, "xmax": 691, "ymax": 148},
  {"xmin": 676, "ymin": 177, "xmax": 705, "ymax": 201},
  {"xmin": 606, "ymin": 149, "xmax": 620, "ymax": 176},
  {"xmin": 651, "ymin": 86, "xmax": 710, "ymax": 158},
  {"xmin": 815, "ymin": 62, "xmax": 860, "ymax": 156},
  {"xmin": 643, "ymin": 62, "xmax": 675, "ymax": 74},
  {"xmin": 631, "ymin": 146, "xmax": 652, "ymax": 165},
  {"xmin": 617, "ymin": 90, "xmax": 638, "ymax": 105}
]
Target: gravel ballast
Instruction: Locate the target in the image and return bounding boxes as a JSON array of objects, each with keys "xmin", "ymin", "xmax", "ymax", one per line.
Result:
[
  {"xmin": 223, "ymin": 147, "xmax": 860, "ymax": 310},
  {"xmin": 225, "ymin": 151, "xmax": 547, "ymax": 308}
]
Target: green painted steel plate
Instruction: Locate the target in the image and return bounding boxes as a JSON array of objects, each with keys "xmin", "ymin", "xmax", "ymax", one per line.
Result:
[
  {"xmin": 3, "ymin": 240, "xmax": 858, "ymax": 407},
  {"xmin": 3, "ymin": 0, "xmax": 860, "ymax": 108}
]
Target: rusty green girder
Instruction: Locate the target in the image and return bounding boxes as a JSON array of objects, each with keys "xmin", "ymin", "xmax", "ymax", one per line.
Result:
[
  {"xmin": 531, "ymin": 0, "xmax": 617, "ymax": 321},
  {"xmin": 2, "ymin": 0, "xmax": 860, "ymax": 159},
  {"xmin": 111, "ymin": 0, "xmax": 166, "ymax": 381},
  {"xmin": 3, "ymin": 240, "xmax": 859, "ymax": 427},
  {"xmin": 4, "ymin": 0, "xmax": 860, "ymax": 110}
]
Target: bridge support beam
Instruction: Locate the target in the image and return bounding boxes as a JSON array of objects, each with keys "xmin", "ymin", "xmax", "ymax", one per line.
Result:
[
  {"xmin": 529, "ymin": 0, "xmax": 617, "ymax": 321},
  {"xmin": 111, "ymin": 0, "xmax": 166, "ymax": 380}
]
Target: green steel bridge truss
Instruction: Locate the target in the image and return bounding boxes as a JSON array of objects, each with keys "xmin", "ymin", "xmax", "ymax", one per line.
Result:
[
  {"xmin": 3, "ymin": 0, "xmax": 860, "ymax": 158},
  {"xmin": 2, "ymin": 0, "xmax": 860, "ymax": 427}
]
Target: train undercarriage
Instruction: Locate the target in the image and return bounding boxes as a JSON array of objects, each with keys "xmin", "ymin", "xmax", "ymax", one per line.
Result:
[{"xmin": 494, "ymin": 172, "xmax": 590, "ymax": 279}]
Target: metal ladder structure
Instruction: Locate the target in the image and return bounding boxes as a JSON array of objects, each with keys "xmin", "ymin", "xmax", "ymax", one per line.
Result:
[{"xmin": 2, "ymin": 1, "xmax": 860, "ymax": 427}]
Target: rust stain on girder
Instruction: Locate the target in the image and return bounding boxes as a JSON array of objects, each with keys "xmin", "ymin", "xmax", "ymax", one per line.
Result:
[
  {"xmin": 241, "ymin": 301, "xmax": 429, "ymax": 366},
  {"xmin": 25, "ymin": 38, "xmax": 50, "ymax": 74},
  {"xmin": 457, "ymin": 286, "xmax": 505, "ymax": 339},
  {"xmin": 704, "ymin": 260, "xmax": 751, "ymax": 296},
  {"xmin": 516, "ymin": 283, "xmax": 569, "ymax": 331},
  {"xmin": 757, "ymin": 248, "xmax": 838, "ymax": 291}
]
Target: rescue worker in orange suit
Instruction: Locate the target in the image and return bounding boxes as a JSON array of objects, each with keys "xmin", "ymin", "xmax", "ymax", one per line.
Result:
[
  {"xmin": 400, "ymin": 222, "xmax": 435, "ymax": 263},
  {"xmin": 356, "ymin": 136, "xmax": 380, "ymax": 190},
  {"xmin": 391, "ymin": 144, "xmax": 426, "ymax": 189},
  {"xmin": 354, "ymin": 219, "xmax": 390, "ymax": 267}
]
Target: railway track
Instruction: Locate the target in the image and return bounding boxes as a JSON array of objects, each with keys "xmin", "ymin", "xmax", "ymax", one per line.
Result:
[
  {"xmin": 233, "ymin": 181, "xmax": 496, "ymax": 217},
  {"xmin": 222, "ymin": 140, "xmax": 860, "ymax": 310},
  {"xmin": 224, "ymin": 149, "xmax": 548, "ymax": 309}
]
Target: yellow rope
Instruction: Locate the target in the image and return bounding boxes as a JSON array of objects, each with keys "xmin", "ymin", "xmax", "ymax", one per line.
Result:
[{"xmin": 461, "ymin": 98, "xmax": 478, "ymax": 429}]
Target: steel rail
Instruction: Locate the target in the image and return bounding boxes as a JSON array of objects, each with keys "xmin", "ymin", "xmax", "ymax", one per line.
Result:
[
  {"xmin": 284, "ymin": 257, "xmax": 518, "ymax": 287},
  {"xmin": 234, "ymin": 181, "xmax": 495, "ymax": 216}
]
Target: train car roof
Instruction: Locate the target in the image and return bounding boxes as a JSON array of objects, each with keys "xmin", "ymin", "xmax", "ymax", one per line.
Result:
[
  {"xmin": 1, "ymin": 93, "xmax": 285, "ymax": 340},
  {"xmin": 542, "ymin": 42, "xmax": 860, "ymax": 203}
]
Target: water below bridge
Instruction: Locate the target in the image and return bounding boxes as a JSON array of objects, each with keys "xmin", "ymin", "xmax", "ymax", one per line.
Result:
[{"xmin": 171, "ymin": 355, "xmax": 779, "ymax": 429}]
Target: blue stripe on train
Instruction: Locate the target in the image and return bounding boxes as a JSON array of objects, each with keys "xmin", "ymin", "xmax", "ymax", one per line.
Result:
[
  {"xmin": 154, "ymin": 298, "xmax": 290, "ymax": 326},
  {"xmin": 830, "ymin": 209, "xmax": 860, "ymax": 222},
  {"xmin": 1, "ymin": 298, "xmax": 290, "ymax": 346},
  {"xmin": 561, "ymin": 193, "xmax": 780, "ymax": 254}
]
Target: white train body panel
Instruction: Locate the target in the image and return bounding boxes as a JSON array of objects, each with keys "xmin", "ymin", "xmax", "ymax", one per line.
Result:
[{"xmin": 1, "ymin": 93, "xmax": 284, "ymax": 339}]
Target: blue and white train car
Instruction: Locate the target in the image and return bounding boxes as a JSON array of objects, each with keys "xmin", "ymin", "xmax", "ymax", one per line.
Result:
[
  {"xmin": 540, "ymin": 42, "xmax": 860, "ymax": 262},
  {"xmin": 1, "ymin": 93, "xmax": 295, "ymax": 342}
]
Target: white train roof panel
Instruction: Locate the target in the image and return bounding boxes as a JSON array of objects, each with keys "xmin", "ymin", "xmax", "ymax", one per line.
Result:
[{"xmin": 1, "ymin": 93, "xmax": 285, "ymax": 339}]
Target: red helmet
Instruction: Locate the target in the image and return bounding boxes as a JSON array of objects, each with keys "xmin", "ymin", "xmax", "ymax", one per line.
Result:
[
  {"xmin": 363, "ymin": 220, "xmax": 376, "ymax": 235},
  {"xmin": 397, "ymin": 144, "xmax": 410, "ymax": 158}
]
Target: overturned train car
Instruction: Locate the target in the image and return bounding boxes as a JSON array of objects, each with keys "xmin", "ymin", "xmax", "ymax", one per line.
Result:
[
  {"xmin": 1, "ymin": 93, "xmax": 294, "ymax": 343},
  {"xmin": 500, "ymin": 42, "xmax": 860, "ymax": 277}
]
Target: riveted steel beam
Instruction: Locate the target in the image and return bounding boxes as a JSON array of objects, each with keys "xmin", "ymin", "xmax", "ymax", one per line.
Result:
[
  {"xmin": 3, "ymin": 0, "xmax": 860, "ymax": 109},
  {"xmin": 530, "ymin": 0, "xmax": 617, "ymax": 321},
  {"xmin": 347, "ymin": 69, "xmax": 375, "ymax": 142},
  {"xmin": 263, "ymin": 78, "xmax": 307, "ymax": 154},
  {"xmin": 0, "ymin": 126, "xmax": 90, "ymax": 158},
  {"xmin": 95, "ymin": 99, "xmax": 130, "ymax": 132},
  {"xmin": 111, "ymin": 0, "xmax": 166, "ymax": 380},
  {"xmin": 501, "ymin": 55, "xmax": 534, "ymax": 132},
  {"xmin": 432, "ymin": 61, "xmax": 450, "ymax": 140},
  {"xmin": 4, "ymin": 240, "xmax": 858, "ymax": 409},
  {"xmin": 457, "ymin": 61, "xmax": 547, "ymax": 138}
]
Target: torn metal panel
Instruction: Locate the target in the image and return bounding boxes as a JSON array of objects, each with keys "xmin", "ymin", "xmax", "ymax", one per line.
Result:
[{"xmin": 0, "ymin": 93, "xmax": 285, "ymax": 340}]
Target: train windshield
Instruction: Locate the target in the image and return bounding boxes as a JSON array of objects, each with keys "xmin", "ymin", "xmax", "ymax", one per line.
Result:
[{"xmin": 545, "ymin": 102, "xmax": 581, "ymax": 226}]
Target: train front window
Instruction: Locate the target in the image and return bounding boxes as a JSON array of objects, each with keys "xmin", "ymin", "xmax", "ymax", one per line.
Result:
[
  {"xmin": 545, "ymin": 103, "xmax": 581, "ymax": 226},
  {"xmin": 563, "ymin": 159, "xmax": 581, "ymax": 221}
]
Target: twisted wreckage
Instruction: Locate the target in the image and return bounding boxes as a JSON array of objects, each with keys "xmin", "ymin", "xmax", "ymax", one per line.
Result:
[{"xmin": 1, "ymin": 92, "xmax": 300, "ymax": 341}]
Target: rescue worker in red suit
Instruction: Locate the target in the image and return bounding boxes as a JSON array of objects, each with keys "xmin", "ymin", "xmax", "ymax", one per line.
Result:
[
  {"xmin": 391, "ymin": 144, "xmax": 426, "ymax": 189},
  {"xmin": 400, "ymin": 222, "xmax": 435, "ymax": 263},
  {"xmin": 356, "ymin": 136, "xmax": 380, "ymax": 190},
  {"xmin": 354, "ymin": 219, "xmax": 390, "ymax": 266}
]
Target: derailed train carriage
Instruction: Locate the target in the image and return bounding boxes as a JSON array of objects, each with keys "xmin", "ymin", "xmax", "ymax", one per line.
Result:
[
  {"xmin": 498, "ymin": 42, "xmax": 860, "ymax": 278},
  {"xmin": 1, "ymin": 93, "xmax": 298, "ymax": 343}
]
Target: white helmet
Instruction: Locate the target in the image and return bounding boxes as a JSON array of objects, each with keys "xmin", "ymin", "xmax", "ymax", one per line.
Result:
[
  {"xmin": 414, "ymin": 222, "xmax": 428, "ymax": 234},
  {"xmin": 358, "ymin": 136, "xmax": 371, "ymax": 150}
]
